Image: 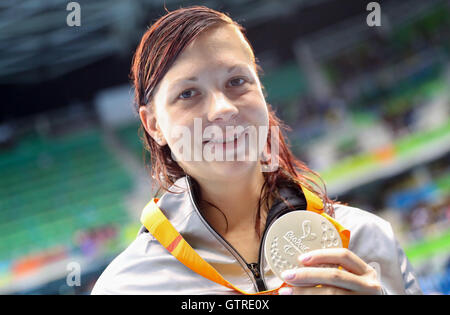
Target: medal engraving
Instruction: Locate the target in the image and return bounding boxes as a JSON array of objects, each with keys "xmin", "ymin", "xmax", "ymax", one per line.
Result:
[{"xmin": 264, "ymin": 211, "xmax": 342, "ymax": 281}]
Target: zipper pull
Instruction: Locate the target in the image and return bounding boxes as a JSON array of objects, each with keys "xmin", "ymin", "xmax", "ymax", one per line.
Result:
[
  {"xmin": 248, "ymin": 262, "xmax": 267, "ymax": 292},
  {"xmin": 248, "ymin": 263, "xmax": 261, "ymax": 278}
]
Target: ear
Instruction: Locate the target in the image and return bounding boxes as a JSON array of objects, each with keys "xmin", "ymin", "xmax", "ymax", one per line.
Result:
[{"xmin": 139, "ymin": 106, "xmax": 167, "ymax": 146}]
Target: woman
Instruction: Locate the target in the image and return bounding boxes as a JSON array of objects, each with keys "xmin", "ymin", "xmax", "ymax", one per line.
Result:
[{"xmin": 91, "ymin": 6, "xmax": 422, "ymax": 295}]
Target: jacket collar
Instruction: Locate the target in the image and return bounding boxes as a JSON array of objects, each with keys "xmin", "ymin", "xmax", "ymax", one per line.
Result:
[
  {"xmin": 264, "ymin": 183, "xmax": 307, "ymax": 230},
  {"xmin": 142, "ymin": 175, "xmax": 309, "ymax": 235},
  {"xmin": 184, "ymin": 175, "xmax": 308, "ymax": 233}
]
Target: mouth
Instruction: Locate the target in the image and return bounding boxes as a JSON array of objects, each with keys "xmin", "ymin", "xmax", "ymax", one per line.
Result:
[{"xmin": 202, "ymin": 126, "xmax": 249, "ymax": 146}]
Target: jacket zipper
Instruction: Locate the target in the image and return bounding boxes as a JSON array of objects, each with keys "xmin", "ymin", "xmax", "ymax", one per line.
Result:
[{"xmin": 186, "ymin": 176, "xmax": 267, "ymax": 292}]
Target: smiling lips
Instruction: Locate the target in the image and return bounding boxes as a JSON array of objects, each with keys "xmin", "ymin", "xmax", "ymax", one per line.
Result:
[{"xmin": 202, "ymin": 126, "xmax": 249, "ymax": 145}]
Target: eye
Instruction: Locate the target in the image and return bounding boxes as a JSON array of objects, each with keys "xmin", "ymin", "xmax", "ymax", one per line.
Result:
[
  {"xmin": 228, "ymin": 77, "xmax": 246, "ymax": 87},
  {"xmin": 178, "ymin": 89, "xmax": 198, "ymax": 100}
]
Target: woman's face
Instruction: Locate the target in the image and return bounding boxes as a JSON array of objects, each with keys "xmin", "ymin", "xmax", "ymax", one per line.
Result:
[{"xmin": 140, "ymin": 24, "xmax": 269, "ymax": 182}]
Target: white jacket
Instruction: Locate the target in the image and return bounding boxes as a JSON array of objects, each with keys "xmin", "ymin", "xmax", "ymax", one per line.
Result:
[{"xmin": 92, "ymin": 176, "xmax": 423, "ymax": 295}]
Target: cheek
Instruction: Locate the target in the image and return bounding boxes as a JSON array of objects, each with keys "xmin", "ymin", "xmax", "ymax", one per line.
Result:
[
  {"xmin": 157, "ymin": 112, "xmax": 196, "ymax": 161},
  {"xmin": 164, "ymin": 119, "xmax": 195, "ymax": 151},
  {"xmin": 241, "ymin": 91, "xmax": 269, "ymax": 127},
  {"xmin": 155, "ymin": 102, "xmax": 192, "ymax": 143}
]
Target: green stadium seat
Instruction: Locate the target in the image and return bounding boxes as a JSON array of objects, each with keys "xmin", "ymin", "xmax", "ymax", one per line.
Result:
[{"xmin": 0, "ymin": 128, "xmax": 134, "ymax": 265}]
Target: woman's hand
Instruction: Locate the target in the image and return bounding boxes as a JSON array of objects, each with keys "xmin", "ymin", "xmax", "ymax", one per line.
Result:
[{"xmin": 278, "ymin": 248, "xmax": 382, "ymax": 295}]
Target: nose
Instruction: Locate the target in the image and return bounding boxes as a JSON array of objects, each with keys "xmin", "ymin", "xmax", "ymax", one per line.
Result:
[{"xmin": 207, "ymin": 91, "xmax": 238, "ymax": 123}]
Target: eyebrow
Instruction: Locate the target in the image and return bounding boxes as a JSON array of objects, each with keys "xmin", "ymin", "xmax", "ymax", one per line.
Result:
[{"xmin": 170, "ymin": 64, "xmax": 250, "ymax": 88}]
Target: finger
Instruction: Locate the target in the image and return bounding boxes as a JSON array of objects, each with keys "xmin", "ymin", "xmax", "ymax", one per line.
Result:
[
  {"xmin": 299, "ymin": 248, "xmax": 369, "ymax": 275},
  {"xmin": 279, "ymin": 285, "xmax": 358, "ymax": 295},
  {"xmin": 283, "ymin": 267, "xmax": 371, "ymax": 293}
]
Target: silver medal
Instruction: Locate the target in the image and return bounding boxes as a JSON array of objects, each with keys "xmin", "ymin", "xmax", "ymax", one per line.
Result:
[{"xmin": 264, "ymin": 210, "xmax": 343, "ymax": 281}]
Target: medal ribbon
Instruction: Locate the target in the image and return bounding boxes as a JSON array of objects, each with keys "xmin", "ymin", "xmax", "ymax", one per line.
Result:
[{"xmin": 140, "ymin": 186, "xmax": 350, "ymax": 295}]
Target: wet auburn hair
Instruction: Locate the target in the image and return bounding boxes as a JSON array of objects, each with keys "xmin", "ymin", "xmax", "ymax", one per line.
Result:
[{"xmin": 131, "ymin": 5, "xmax": 338, "ymax": 236}]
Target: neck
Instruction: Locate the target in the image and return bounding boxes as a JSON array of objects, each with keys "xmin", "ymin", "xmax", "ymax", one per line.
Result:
[{"xmin": 194, "ymin": 164, "xmax": 269, "ymax": 236}]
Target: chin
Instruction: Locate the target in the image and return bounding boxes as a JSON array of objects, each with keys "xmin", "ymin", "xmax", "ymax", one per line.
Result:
[{"xmin": 206, "ymin": 159, "xmax": 259, "ymax": 180}]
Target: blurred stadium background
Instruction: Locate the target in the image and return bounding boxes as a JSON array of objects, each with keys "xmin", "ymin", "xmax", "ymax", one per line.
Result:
[{"xmin": 0, "ymin": 0, "xmax": 449, "ymax": 294}]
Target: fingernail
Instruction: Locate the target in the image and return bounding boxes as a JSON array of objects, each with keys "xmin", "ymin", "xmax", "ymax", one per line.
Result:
[
  {"xmin": 278, "ymin": 287, "xmax": 293, "ymax": 295},
  {"xmin": 299, "ymin": 254, "xmax": 312, "ymax": 264},
  {"xmin": 282, "ymin": 270, "xmax": 296, "ymax": 280}
]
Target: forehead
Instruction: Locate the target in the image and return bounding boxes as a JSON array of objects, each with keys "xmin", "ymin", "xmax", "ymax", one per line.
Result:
[{"xmin": 167, "ymin": 24, "xmax": 255, "ymax": 75}]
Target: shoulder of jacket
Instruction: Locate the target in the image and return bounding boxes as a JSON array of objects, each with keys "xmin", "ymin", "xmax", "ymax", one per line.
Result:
[
  {"xmin": 333, "ymin": 203, "xmax": 394, "ymax": 234},
  {"xmin": 334, "ymin": 205, "xmax": 397, "ymax": 259},
  {"xmin": 332, "ymin": 203, "xmax": 422, "ymax": 294},
  {"xmin": 90, "ymin": 231, "xmax": 156, "ymax": 294}
]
